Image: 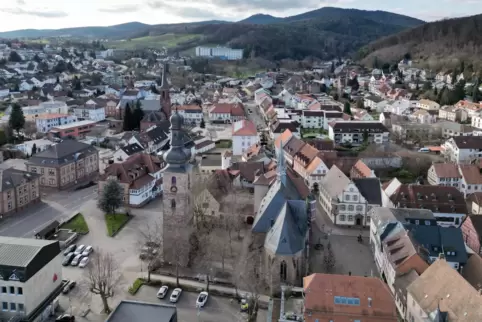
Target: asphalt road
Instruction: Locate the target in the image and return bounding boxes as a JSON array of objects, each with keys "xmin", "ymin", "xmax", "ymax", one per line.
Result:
[
  {"xmin": 244, "ymin": 101, "xmax": 267, "ymax": 130},
  {"xmin": 0, "ymin": 186, "xmax": 97, "ymax": 238}
]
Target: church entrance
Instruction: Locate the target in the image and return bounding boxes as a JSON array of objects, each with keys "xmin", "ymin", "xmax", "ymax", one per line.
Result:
[
  {"xmin": 356, "ymin": 218, "xmax": 361, "ymax": 226},
  {"xmin": 355, "ymin": 215, "xmax": 363, "ymax": 226}
]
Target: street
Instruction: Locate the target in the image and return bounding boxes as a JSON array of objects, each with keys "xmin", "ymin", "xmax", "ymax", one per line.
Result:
[
  {"xmin": 0, "ymin": 186, "xmax": 97, "ymax": 238},
  {"xmin": 244, "ymin": 101, "xmax": 267, "ymax": 130}
]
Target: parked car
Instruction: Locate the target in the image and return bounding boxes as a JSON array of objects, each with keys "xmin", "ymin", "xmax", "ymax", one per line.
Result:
[
  {"xmin": 170, "ymin": 288, "xmax": 182, "ymax": 303},
  {"xmin": 62, "ymin": 253, "xmax": 75, "ymax": 266},
  {"xmin": 78, "ymin": 257, "xmax": 89, "ymax": 268},
  {"xmin": 62, "ymin": 281, "xmax": 76, "ymax": 294},
  {"xmin": 196, "ymin": 291, "xmax": 208, "ymax": 308},
  {"xmin": 82, "ymin": 246, "xmax": 93, "ymax": 257},
  {"xmin": 63, "ymin": 244, "xmax": 76, "ymax": 256},
  {"xmin": 55, "ymin": 314, "xmax": 75, "ymax": 322},
  {"xmin": 74, "ymin": 245, "xmax": 86, "ymax": 255},
  {"xmin": 157, "ymin": 286, "xmax": 169, "ymax": 299},
  {"xmin": 71, "ymin": 254, "xmax": 83, "ymax": 266}
]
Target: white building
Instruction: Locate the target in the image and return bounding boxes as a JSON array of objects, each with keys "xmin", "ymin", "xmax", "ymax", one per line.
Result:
[
  {"xmin": 35, "ymin": 114, "xmax": 78, "ymax": 133},
  {"xmin": 73, "ymin": 100, "xmax": 106, "ymax": 122},
  {"xmin": 442, "ymin": 136, "xmax": 482, "ymax": 163},
  {"xmin": 328, "ymin": 121, "xmax": 389, "ymax": 146},
  {"xmin": 195, "ymin": 46, "xmax": 243, "ymax": 60},
  {"xmin": 177, "ymin": 104, "xmax": 203, "ymax": 125},
  {"xmin": 15, "ymin": 139, "xmax": 53, "ymax": 156},
  {"xmin": 318, "ymin": 166, "xmax": 383, "ymax": 226},
  {"xmin": 232, "ymin": 120, "xmax": 258, "ymax": 156},
  {"xmin": 0, "ymin": 237, "xmax": 62, "ymax": 321}
]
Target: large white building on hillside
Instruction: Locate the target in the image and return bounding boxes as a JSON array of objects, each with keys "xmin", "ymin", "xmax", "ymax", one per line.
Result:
[{"xmin": 195, "ymin": 46, "xmax": 243, "ymax": 60}]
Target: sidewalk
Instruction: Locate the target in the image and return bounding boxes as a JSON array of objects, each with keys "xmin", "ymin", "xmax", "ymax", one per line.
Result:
[{"xmin": 145, "ymin": 273, "xmax": 271, "ymax": 305}]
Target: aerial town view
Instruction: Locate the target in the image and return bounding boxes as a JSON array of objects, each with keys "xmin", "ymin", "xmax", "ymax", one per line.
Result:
[{"xmin": 0, "ymin": 1, "xmax": 481, "ymax": 322}]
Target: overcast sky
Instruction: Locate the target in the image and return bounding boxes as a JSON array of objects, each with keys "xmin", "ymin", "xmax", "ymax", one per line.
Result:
[{"xmin": 0, "ymin": 0, "xmax": 479, "ymax": 32}]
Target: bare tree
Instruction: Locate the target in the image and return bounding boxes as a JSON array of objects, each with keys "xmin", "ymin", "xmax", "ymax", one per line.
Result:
[
  {"xmin": 85, "ymin": 251, "xmax": 121, "ymax": 314},
  {"xmin": 137, "ymin": 220, "xmax": 163, "ymax": 283},
  {"xmin": 22, "ymin": 121, "xmax": 37, "ymax": 138},
  {"xmin": 323, "ymin": 242, "xmax": 336, "ymax": 273}
]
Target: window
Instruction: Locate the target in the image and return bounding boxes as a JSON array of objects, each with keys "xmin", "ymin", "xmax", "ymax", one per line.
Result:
[
  {"xmin": 353, "ymin": 195, "xmax": 358, "ymax": 201},
  {"xmin": 345, "ymin": 195, "xmax": 350, "ymax": 201},
  {"xmin": 2, "ymin": 302, "xmax": 6, "ymax": 311},
  {"xmin": 171, "ymin": 176, "xmax": 176, "ymax": 185},
  {"xmin": 30, "ymin": 167, "xmax": 37, "ymax": 173},
  {"xmin": 366, "ymin": 216, "xmax": 371, "ymax": 223},
  {"xmin": 6, "ymin": 192, "xmax": 11, "ymax": 200},
  {"xmin": 18, "ymin": 303, "xmax": 24, "ymax": 312},
  {"xmin": 356, "ymin": 205, "xmax": 363, "ymax": 212},
  {"xmin": 171, "ymin": 199, "xmax": 176, "ymax": 208},
  {"xmin": 348, "ymin": 215, "xmax": 354, "ymax": 222},
  {"xmin": 10, "ymin": 303, "xmax": 16, "ymax": 311},
  {"xmin": 41, "ymin": 168, "xmax": 44, "ymax": 174},
  {"xmin": 334, "ymin": 296, "xmax": 360, "ymax": 306},
  {"xmin": 339, "ymin": 215, "xmax": 346, "ymax": 221},
  {"xmin": 339, "ymin": 205, "xmax": 346, "ymax": 211},
  {"xmin": 1, "ymin": 287, "xmax": 6, "ymax": 294},
  {"xmin": 17, "ymin": 287, "xmax": 22, "ymax": 295},
  {"xmin": 9, "ymin": 287, "xmax": 14, "ymax": 294},
  {"xmin": 280, "ymin": 261, "xmax": 287, "ymax": 282},
  {"xmin": 348, "ymin": 205, "xmax": 354, "ymax": 211}
]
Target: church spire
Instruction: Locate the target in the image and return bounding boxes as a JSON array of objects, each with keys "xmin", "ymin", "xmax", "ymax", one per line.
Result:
[
  {"xmin": 160, "ymin": 63, "xmax": 171, "ymax": 118},
  {"xmin": 163, "ymin": 108, "xmax": 191, "ymax": 169},
  {"xmin": 277, "ymin": 142, "xmax": 286, "ymax": 186}
]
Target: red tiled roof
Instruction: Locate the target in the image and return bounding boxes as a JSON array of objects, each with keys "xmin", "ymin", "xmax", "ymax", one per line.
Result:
[{"xmin": 232, "ymin": 120, "xmax": 257, "ymax": 136}]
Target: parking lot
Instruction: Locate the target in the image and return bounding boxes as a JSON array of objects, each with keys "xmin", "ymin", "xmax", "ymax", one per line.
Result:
[{"xmin": 128, "ymin": 285, "xmax": 267, "ymax": 322}]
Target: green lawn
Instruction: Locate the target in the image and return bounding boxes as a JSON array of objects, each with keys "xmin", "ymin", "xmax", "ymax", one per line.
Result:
[
  {"xmin": 215, "ymin": 140, "xmax": 232, "ymax": 148},
  {"xmin": 109, "ymin": 34, "xmax": 201, "ymax": 50},
  {"xmin": 60, "ymin": 213, "xmax": 89, "ymax": 234},
  {"xmin": 105, "ymin": 213, "xmax": 130, "ymax": 237}
]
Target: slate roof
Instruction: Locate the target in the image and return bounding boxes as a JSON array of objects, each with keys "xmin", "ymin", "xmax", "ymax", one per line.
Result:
[
  {"xmin": 28, "ymin": 140, "xmax": 96, "ymax": 166},
  {"xmin": 140, "ymin": 99, "xmax": 161, "ymax": 111},
  {"xmin": 264, "ymin": 200, "xmax": 308, "ymax": 255},
  {"xmin": 121, "ymin": 143, "xmax": 144, "ymax": 156},
  {"xmin": 452, "ymin": 136, "xmax": 482, "ymax": 149},
  {"xmin": 353, "ymin": 178, "xmax": 382, "ymax": 205},
  {"xmin": 0, "ymin": 168, "xmax": 40, "ymax": 192},
  {"xmin": 405, "ymin": 224, "xmax": 468, "ymax": 265}
]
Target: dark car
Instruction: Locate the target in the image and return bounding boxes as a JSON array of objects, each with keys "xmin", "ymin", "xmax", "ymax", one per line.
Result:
[
  {"xmin": 62, "ymin": 281, "xmax": 76, "ymax": 294},
  {"xmin": 63, "ymin": 244, "xmax": 76, "ymax": 256},
  {"xmin": 62, "ymin": 253, "xmax": 75, "ymax": 266},
  {"xmin": 56, "ymin": 314, "xmax": 75, "ymax": 321}
]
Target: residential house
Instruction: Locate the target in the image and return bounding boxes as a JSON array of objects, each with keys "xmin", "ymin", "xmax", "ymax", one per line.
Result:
[
  {"xmin": 232, "ymin": 120, "xmax": 258, "ymax": 156},
  {"xmin": 208, "ymin": 103, "xmax": 245, "ymax": 123},
  {"xmin": 455, "ymin": 100, "xmax": 482, "ymax": 119},
  {"xmin": 427, "ymin": 163, "xmax": 461, "ymax": 188},
  {"xmin": 406, "ymin": 259, "xmax": 482, "ymax": 322},
  {"xmin": 270, "ymin": 120, "xmax": 301, "ymax": 140},
  {"xmin": 436, "ymin": 120, "xmax": 474, "ymax": 139},
  {"xmin": 319, "ymin": 165, "xmax": 383, "ymax": 226},
  {"xmin": 128, "ymin": 126, "xmax": 169, "ymax": 154},
  {"xmin": 442, "ymin": 136, "xmax": 482, "ymax": 163},
  {"xmin": 0, "ymin": 168, "xmax": 40, "ymax": 216},
  {"xmin": 302, "ymin": 273, "xmax": 397, "ymax": 322},
  {"xmin": 458, "ymin": 164, "xmax": 482, "ymax": 196},
  {"xmin": 364, "ymin": 95, "xmax": 384, "ymax": 111},
  {"xmin": 417, "ymin": 99, "xmax": 440, "ymax": 111},
  {"xmin": 352, "ymin": 109, "xmax": 374, "ymax": 121},
  {"xmin": 440, "ymin": 105, "xmax": 468, "ymax": 123},
  {"xmin": 461, "ymin": 215, "xmax": 482, "ymax": 254},
  {"xmin": 199, "ymin": 154, "xmax": 223, "ymax": 174},
  {"xmin": 15, "ymin": 139, "xmax": 53, "ymax": 156},
  {"xmin": 411, "ymin": 109, "xmax": 437, "ymax": 124},
  {"xmin": 467, "ymin": 192, "xmax": 482, "ymax": 215},
  {"xmin": 35, "ymin": 114, "xmax": 78, "ymax": 133},
  {"xmin": 194, "ymin": 139, "xmax": 215, "ymax": 155},
  {"xmin": 113, "ymin": 143, "xmax": 144, "ymax": 163},
  {"xmin": 350, "ymin": 160, "xmax": 375, "ymax": 179},
  {"xmin": 301, "ymin": 110, "xmax": 324, "ymax": 129},
  {"xmin": 99, "ymin": 153, "xmax": 164, "ymax": 207},
  {"xmin": 26, "ymin": 140, "xmax": 99, "ymax": 190},
  {"xmin": 103, "ymin": 99, "xmax": 120, "ymax": 118},
  {"xmin": 177, "ymin": 104, "xmax": 203, "ymax": 125},
  {"xmin": 328, "ymin": 121, "xmax": 389, "ymax": 146},
  {"xmin": 292, "ymin": 142, "xmax": 330, "ymax": 191},
  {"xmin": 385, "ymin": 183, "xmax": 468, "ymax": 227},
  {"xmin": 72, "ymin": 99, "xmax": 106, "ymax": 122},
  {"xmin": 385, "ymin": 100, "xmax": 410, "ymax": 115}
]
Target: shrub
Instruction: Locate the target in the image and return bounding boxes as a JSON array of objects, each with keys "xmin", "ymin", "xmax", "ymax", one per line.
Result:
[{"xmin": 128, "ymin": 278, "xmax": 145, "ymax": 295}]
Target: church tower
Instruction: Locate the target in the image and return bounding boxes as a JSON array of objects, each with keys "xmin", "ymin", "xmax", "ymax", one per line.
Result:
[
  {"xmin": 161, "ymin": 108, "xmax": 192, "ymax": 262},
  {"xmin": 160, "ymin": 63, "xmax": 171, "ymax": 119}
]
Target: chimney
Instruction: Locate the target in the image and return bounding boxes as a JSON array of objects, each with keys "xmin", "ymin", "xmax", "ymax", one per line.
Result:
[{"xmin": 368, "ymin": 297, "xmax": 372, "ymax": 308}]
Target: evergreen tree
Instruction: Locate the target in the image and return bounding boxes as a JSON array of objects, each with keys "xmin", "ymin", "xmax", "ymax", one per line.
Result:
[
  {"xmin": 452, "ymin": 80, "xmax": 466, "ymax": 103},
  {"xmin": 123, "ymin": 103, "xmax": 132, "ymax": 131},
  {"xmin": 132, "ymin": 100, "xmax": 144, "ymax": 130},
  {"xmin": 9, "ymin": 103, "xmax": 25, "ymax": 135},
  {"xmin": 8, "ymin": 51, "xmax": 22, "ymax": 62},
  {"xmin": 330, "ymin": 61, "xmax": 335, "ymax": 74},
  {"xmin": 473, "ymin": 78, "xmax": 480, "ymax": 102},
  {"xmin": 200, "ymin": 118, "xmax": 206, "ymax": 129},
  {"xmin": 31, "ymin": 143, "xmax": 37, "ymax": 155},
  {"xmin": 56, "ymin": 76, "xmax": 60, "ymax": 84},
  {"xmin": 343, "ymin": 102, "xmax": 352, "ymax": 115},
  {"xmin": 97, "ymin": 179, "xmax": 123, "ymax": 215}
]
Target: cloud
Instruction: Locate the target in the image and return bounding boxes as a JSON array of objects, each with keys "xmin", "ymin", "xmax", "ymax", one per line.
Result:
[
  {"xmin": 147, "ymin": 1, "xmax": 223, "ymax": 20},
  {"xmin": 98, "ymin": 5, "xmax": 139, "ymax": 13},
  {"xmin": 1, "ymin": 7, "xmax": 68, "ymax": 18},
  {"xmin": 16, "ymin": 0, "xmax": 25, "ymax": 5}
]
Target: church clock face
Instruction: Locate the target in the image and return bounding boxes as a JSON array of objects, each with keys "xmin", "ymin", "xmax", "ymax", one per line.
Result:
[{"xmin": 170, "ymin": 186, "xmax": 178, "ymax": 193}]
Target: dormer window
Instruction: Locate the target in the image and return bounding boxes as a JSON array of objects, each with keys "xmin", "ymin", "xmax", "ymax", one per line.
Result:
[{"xmin": 172, "ymin": 176, "xmax": 176, "ymax": 185}]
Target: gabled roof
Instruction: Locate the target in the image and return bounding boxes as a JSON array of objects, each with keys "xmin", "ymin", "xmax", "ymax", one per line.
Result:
[
  {"xmin": 121, "ymin": 143, "xmax": 144, "ymax": 156},
  {"xmin": 28, "ymin": 140, "xmax": 96, "ymax": 166},
  {"xmin": 264, "ymin": 200, "xmax": 308, "ymax": 255},
  {"xmin": 431, "ymin": 163, "xmax": 461, "ymax": 178},
  {"xmin": 0, "ymin": 168, "xmax": 40, "ymax": 192},
  {"xmin": 353, "ymin": 178, "xmax": 382, "ymax": 205},
  {"xmin": 322, "ymin": 165, "xmax": 350, "ymax": 198}
]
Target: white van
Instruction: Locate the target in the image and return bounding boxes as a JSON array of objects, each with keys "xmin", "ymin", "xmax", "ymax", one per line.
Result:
[{"xmin": 418, "ymin": 147, "xmax": 430, "ymax": 153}]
